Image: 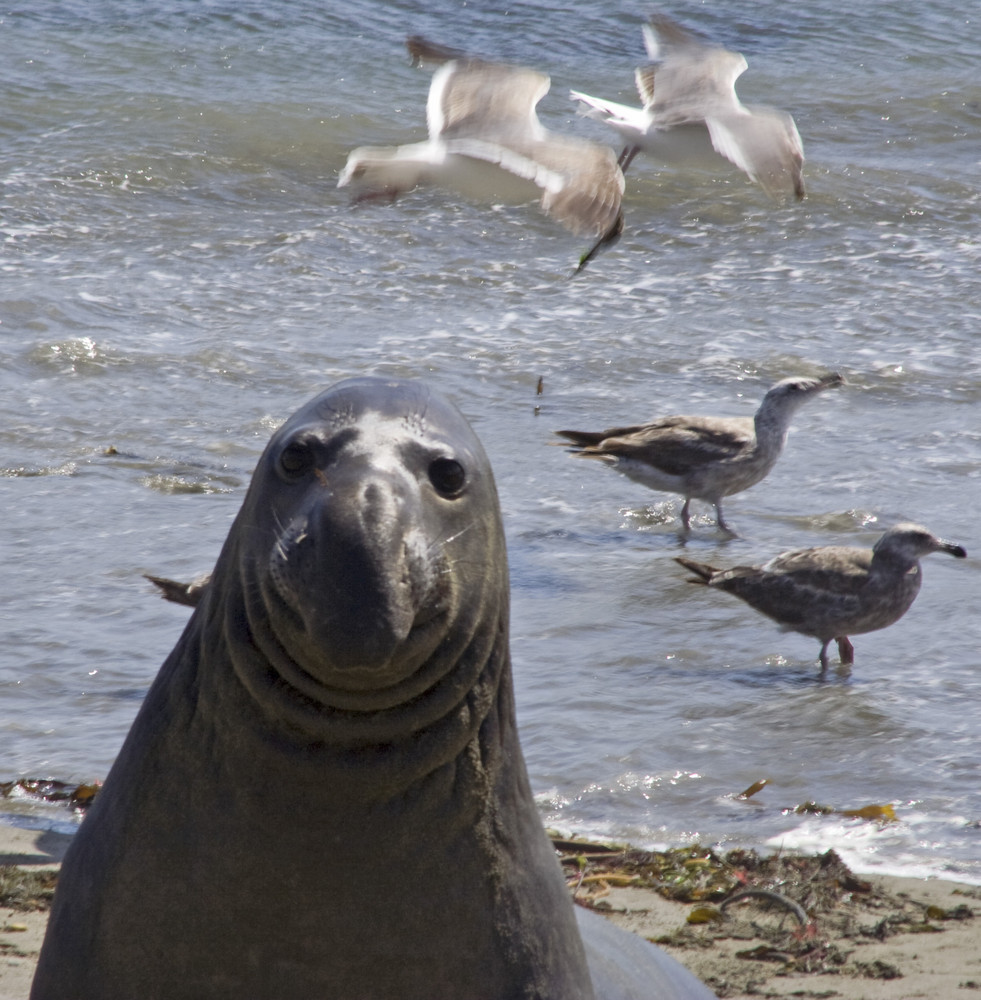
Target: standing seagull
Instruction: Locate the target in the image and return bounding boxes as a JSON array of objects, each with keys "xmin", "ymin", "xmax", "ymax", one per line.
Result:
[
  {"xmin": 675, "ymin": 524, "xmax": 967, "ymax": 674},
  {"xmin": 338, "ymin": 44, "xmax": 624, "ymax": 242},
  {"xmin": 570, "ymin": 14, "xmax": 805, "ymax": 200},
  {"xmin": 556, "ymin": 373, "xmax": 842, "ymax": 533}
]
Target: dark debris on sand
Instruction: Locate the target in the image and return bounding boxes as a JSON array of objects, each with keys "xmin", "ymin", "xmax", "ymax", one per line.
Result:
[
  {"xmin": 0, "ymin": 868, "xmax": 59, "ymax": 912},
  {"xmin": 551, "ymin": 837, "xmax": 978, "ymax": 997}
]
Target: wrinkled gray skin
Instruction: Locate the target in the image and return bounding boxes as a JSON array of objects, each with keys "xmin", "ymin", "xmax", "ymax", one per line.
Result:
[{"xmin": 32, "ymin": 378, "xmax": 715, "ymax": 1000}]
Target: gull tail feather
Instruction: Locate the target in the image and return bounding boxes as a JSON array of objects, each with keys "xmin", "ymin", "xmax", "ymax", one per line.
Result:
[
  {"xmin": 674, "ymin": 557, "xmax": 717, "ymax": 584},
  {"xmin": 553, "ymin": 429, "xmax": 608, "ymax": 448},
  {"xmin": 569, "ymin": 90, "xmax": 647, "ymax": 131},
  {"xmin": 145, "ymin": 574, "xmax": 206, "ymax": 607}
]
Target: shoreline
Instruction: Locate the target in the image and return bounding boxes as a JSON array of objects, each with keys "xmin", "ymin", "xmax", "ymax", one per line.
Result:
[{"xmin": 2, "ymin": 821, "xmax": 978, "ymax": 999}]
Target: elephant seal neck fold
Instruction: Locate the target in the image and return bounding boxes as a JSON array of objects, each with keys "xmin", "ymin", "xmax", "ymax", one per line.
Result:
[{"xmin": 206, "ymin": 553, "xmax": 512, "ymax": 800}]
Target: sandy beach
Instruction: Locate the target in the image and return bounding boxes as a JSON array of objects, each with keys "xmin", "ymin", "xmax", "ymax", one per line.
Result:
[{"xmin": 1, "ymin": 820, "xmax": 977, "ymax": 1000}]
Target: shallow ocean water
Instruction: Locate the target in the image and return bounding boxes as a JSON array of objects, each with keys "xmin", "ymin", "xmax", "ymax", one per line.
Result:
[{"xmin": 1, "ymin": 1, "xmax": 979, "ymax": 881}]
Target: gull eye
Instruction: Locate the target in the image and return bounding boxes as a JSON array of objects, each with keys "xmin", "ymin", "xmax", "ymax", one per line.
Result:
[
  {"xmin": 279, "ymin": 439, "xmax": 316, "ymax": 479},
  {"xmin": 429, "ymin": 457, "xmax": 466, "ymax": 498}
]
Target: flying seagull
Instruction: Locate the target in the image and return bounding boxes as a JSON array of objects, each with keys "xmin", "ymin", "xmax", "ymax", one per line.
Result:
[
  {"xmin": 556, "ymin": 373, "xmax": 843, "ymax": 533},
  {"xmin": 570, "ymin": 14, "xmax": 805, "ymax": 199},
  {"xmin": 675, "ymin": 524, "xmax": 967, "ymax": 673},
  {"xmin": 338, "ymin": 40, "xmax": 624, "ymax": 242}
]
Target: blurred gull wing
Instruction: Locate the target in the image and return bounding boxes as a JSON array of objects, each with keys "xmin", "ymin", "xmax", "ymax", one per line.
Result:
[
  {"xmin": 405, "ymin": 34, "xmax": 470, "ymax": 67},
  {"xmin": 643, "ymin": 14, "xmax": 804, "ymax": 199},
  {"xmin": 522, "ymin": 135, "xmax": 623, "ymax": 237},
  {"xmin": 428, "ymin": 59, "xmax": 550, "ymax": 140},
  {"xmin": 639, "ymin": 17, "xmax": 748, "ymax": 124},
  {"xmin": 571, "ymin": 13, "xmax": 805, "ymax": 200},
  {"xmin": 431, "ymin": 60, "xmax": 623, "ymax": 237},
  {"xmin": 706, "ymin": 106, "xmax": 805, "ymax": 200},
  {"xmin": 341, "ymin": 52, "xmax": 623, "ymax": 240}
]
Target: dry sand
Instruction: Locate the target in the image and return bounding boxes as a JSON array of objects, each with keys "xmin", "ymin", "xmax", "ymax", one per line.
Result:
[
  {"xmin": 1, "ymin": 821, "xmax": 978, "ymax": 999},
  {"xmin": 0, "ymin": 824, "xmax": 70, "ymax": 1000}
]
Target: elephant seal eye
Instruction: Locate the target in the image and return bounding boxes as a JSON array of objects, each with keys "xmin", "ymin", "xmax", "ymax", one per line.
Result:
[
  {"xmin": 429, "ymin": 457, "xmax": 466, "ymax": 498},
  {"xmin": 279, "ymin": 440, "xmax": 316, "ymax": 478}
]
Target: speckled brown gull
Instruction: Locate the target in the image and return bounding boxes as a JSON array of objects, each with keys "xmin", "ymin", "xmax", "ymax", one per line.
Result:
[
  {"xmin": 570, "ymin": 14, "xmax": 805, "ymax": 199},
  {"xmin": 338, "ymin": 42, "xmax": 624, "ymax": 240},
  {"xmin": 676, "ymin": 523, "xmax": 967, "ymax": 674},
  {"xmin": 555, "ymin": 373, "xmax": 842, "ymax": 533}
]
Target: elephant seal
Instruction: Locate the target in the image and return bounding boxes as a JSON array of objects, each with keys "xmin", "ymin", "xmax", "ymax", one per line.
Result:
[{"xmin": 32, "ymin": 377, "xmax": 715, "ymax": 1000}]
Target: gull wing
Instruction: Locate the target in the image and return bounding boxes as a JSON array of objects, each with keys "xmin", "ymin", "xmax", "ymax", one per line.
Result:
[
  {"xmin": 428, "ymin": 59, "xmax": 550, "ymax": 141},
  {"xmin": 406, "ymin": 35, "xmax": 469, "ymax": 67},
  {"xmin": 572, "ymin": 416, "xmax": 754, "ymax": 476},
  {"xmin": 712, "ymin": 548, "xmax": 873, "ymax": 627},
  {"xmin": 442, "ymin": 137, "xmax": 566, "ymax": 192},
  {"xmin": 528, "ymin": 136, "xmax": 623, "ymax": 236},
  {"xmin": 638, "ymin": 16, "xmax": 747, "ymax": 123},
  {"xmin": 441, "ymin": 133, "xmax": 622, "ymax": 237},
  {"xmin": 555, "ymin": 425, "xmax": 651, "ymax": 448},
  {"xmin": 706, "ymin": 107, "xmax": 805, "ymax": 199},
  {"xmin": 643, "ymin": 13, "xmax": 709, "ymax": 60},
  {"xmin": 350, "ymin": 50, "xmax": 623, "ymax": 238}
]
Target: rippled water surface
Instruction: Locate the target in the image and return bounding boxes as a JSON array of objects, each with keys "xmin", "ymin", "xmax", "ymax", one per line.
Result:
[{"xmin": 2, "ymin": 0, "xmax": 979, "ymax": 881}]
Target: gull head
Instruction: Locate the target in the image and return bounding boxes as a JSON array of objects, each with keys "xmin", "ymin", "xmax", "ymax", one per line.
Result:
[
  {"xmin": 757, "ymin": 372, "xmax": 844, "ymax": 420},
  {"xmin": 873, "ymin": 523, "xmax": 967, "ymax": 563}
]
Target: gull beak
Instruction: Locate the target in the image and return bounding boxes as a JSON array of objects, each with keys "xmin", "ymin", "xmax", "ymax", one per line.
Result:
[{"xmin": 941, "ymin": 540, "xmax": 968, "ymax": 559}]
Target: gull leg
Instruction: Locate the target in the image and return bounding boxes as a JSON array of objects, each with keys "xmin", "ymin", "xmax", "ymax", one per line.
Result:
[
  {"xmin": 573, "ymin": 210, "xmax": 624, "ymax": 275},
  {"xmin": 680, "ymin": 498, "xmax": 692, "ymax": 532},
  {"xmin": 818, "ymin": 641, "xmax": 830, "ymax": 677},
  {"xmin": 618, "ymin": 145, "xmax": 640, "ymax": 172},
  {"xmin": 715, "ymin": 504, "xmax": 736, "ymax": 536},
  {"xmin": 836, "ymin": 636, "xmax": 855, "ymax": 665}
]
